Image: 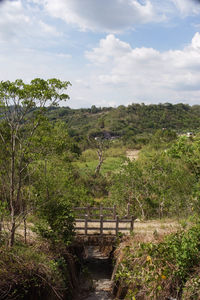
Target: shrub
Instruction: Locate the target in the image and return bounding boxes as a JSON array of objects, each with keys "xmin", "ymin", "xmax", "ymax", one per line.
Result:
[{"xmin": 114, "ymin": 220, "xmax": 200, "ymax": 299}]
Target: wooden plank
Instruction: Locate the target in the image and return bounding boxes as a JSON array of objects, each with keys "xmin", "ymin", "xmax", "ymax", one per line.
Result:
[
  {"xmin": 85, "ymin": 214, "xmax": 88, "ymax": 235},
  {"xmin": 74, "ymin": 209, "xmax": 135, "ymax": 236},
  {"xmin": 100, "ymin": 215, "xmax": 103, "ymax": 236},
  {"xmin": 130, "ymin": 216, "xmax": 134, "ymax": 231},
  {"xmin": 74, "ymin": 206, "xmax": 114, "ymax": 211},
  {"xmin": 76, "ymin": 233, "xmax": 117, "ymax": 236},
  {"xmin": 76, "ymin": 213, "xmax": 113, "ymax": 217},
  {"xmin": 75, "ymin": 219, "xmax": 133, "ymax": 223},
  {"xmin": 75, "ymin": 227, "xmax": 100, "ymax": 230},
  {"xmin": 91, "ymin": 214, "xmax": 113, "ymax": 218},
  {"xmin": 75, "ymin": 227, "xmax": 132, "ymax": 232},
  {"xmin": 113, "ymin": 205, "xmax": 116, "ymax": 219},
  {"xmin": 116, "ymin": 215, "xmax": 119, "ymax": 235},
  {"xmin": 119, "ymin": 219, "xmax": 133, "ymax": 222}
]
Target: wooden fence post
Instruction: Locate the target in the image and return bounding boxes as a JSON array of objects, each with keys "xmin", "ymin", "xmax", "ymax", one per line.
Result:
[
  {"xmin": 87, "ymin": 206, "xmax": 90, "ymax": 218},
  {"xmin": 116, "ymin": 215, "xmax": 119, "ymax": 236},
  {"xmin": 100, "ymin": 215, "xmax": 103, "ymax": 236},
  {"xmin": 127, "ymin": 203, "xmax": 130, "ymax": 217},
  {"xmin": 113, "ymin": 204, "xmax": 116, "ymax": 219},
  {"xmin": 100, "ymin": 204, "xmax": 103, "ymax": 217},
  {"xmin": 85, "ymin": 214, "xmax": 88, "ymax": 235},
  {"xmin": 130, "ymin": 216, "xmax": 134, "ymax": 232}
]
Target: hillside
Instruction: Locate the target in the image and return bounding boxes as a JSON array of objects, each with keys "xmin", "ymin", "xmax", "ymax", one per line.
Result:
[{"xmin": 46, "ymin": 103, "xmax": 200, "ymax": 142}]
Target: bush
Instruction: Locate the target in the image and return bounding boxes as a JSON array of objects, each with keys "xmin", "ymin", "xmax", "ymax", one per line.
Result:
[
  {"xmin": 0, "ymin": 241, "xmax": 70, "ymax": 299},
  {"xmin": 114, "ymin": 220, "xmax": 200, "ymax": 299}
]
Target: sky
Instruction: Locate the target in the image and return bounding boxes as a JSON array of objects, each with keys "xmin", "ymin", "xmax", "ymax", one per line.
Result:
[{"xmin": 0, "ymin": 0, "xmax": 200, "ymax": 108}]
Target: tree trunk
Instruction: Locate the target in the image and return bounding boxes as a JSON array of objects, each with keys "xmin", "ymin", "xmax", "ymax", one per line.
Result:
[
  {"xmin": 24, "ymin": 216, "xmax": 27, "ymax": 244},
  {"xmin": 0, "ymin": 223, "xmax": 1, "ymax": 233},
  {"xmin": 136, "ymin": 197, "xmax": 145, "ymax": 220},
  {"xmin": 9, "ymin": 219, "xmax": 16, "ymax": 247},
  {"xmin": 95, "ymin": 149, "xmax": 104, "ymax": 175},
  {"xmin": 9, "ymin": 131, "xmax": 16, "ymax": 247}
]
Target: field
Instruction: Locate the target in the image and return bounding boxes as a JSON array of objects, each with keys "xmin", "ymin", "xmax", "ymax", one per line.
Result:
[{"xmin": 74, "ymin": 147, "xmax": 140, "ymax": 175}]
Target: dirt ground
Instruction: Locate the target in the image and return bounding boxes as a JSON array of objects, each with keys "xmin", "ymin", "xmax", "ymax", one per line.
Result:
[
  {"xmin": 126, "ymin": 149, "xmax": 140, "ymax": 161},
  {"xmin": 7, "ymin": 218, "xmax": 179, "ymax": 244}
]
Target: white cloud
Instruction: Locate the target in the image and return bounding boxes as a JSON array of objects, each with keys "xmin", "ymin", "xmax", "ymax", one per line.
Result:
[
  {"xmin": 171, "ymin": 0, "xmax": 200, "ymax": 16},
  {"xmin": 40, "ymin": 0, "xmax": 163, "ymax": 32},
  {"xmin": 191, "ymin": 31, "xmax": 200, "ymax": 49},
  {"xmin": 85, "ymin": 34, "xmax": 132, "ymax": 64},
  {"xmin": 0, "ymin": 0, "xmax": 30, "ymax": 41},
  {"xmin": 39, "ymin": 21, "xmax": 61, "ymax": 37},
  {"xmin": 0, "ymin": 0, "xmax": 64, "ymax": 44},
  {"xmin": 83, "ymin": 32, "xmax": 200, "ymax": 106},
  {"xmin": 1, "ymin": 0, "xmax": 200, "ymax": 108},
  {"xmin": 31, "ymin": 0, "xmax": 200, "ymax": 33},
  {"xmin": 0, "ymin": 1, "xmax": 72, "ymax": 96}
]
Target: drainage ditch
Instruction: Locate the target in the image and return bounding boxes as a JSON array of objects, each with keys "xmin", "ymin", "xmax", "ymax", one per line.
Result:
[{"xmin": 76, "ymin": 246, "xmax": 114, "ymax": 300}]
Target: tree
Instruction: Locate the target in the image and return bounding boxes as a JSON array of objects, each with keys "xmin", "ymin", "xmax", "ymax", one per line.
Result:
[
  {"xmin": 32, "ymin": 152, "xmax": 91, "ymax": 244},
  {"xmin": 87, "ymin": 136, "xmax": 110, "ymax": 176},
  {"xmin": 110, "ymin": 149, "xmax": 195, "ymax": 219},
  {"xmin": 0, "ymin": 78, "xmax": 71, "ymax": 246}
]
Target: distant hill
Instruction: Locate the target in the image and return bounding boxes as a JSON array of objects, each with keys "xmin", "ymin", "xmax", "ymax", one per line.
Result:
[{"xmin": 46, "ymin": 103, "xmax": 200, "ymax": 142}]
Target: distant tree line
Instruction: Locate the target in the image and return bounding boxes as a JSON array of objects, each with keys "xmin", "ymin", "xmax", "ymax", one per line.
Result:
[{"xmin": 44, "ymin": 103, "xmax": 200, "ymax": 147}]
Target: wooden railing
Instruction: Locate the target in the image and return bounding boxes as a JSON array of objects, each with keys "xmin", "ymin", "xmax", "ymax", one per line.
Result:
[
  {"xmin": 74, "ymin": 203, "xmax": 131, "ymax": 219},
  {"xmin": 74, "ymin": 204, "xmax": 134, "ymax": 236}
]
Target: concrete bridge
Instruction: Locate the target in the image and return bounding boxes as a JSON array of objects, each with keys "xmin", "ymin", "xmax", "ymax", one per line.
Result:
[{"xmin": 75, "ymin": 234, "xmax": 117, "ymax": 246}]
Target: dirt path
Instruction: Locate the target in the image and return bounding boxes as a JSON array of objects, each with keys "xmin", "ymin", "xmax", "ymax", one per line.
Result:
[
  {"xmin": 126, "ymin": 149, "xmax": 140, "ymax": 161},
  {"xmin": 75, "ymin": 219, "xmax": 179, "ymax": 239}
]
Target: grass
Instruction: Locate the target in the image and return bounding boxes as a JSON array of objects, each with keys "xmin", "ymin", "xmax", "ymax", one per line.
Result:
[
  {"xmin": 101, "ymin": 156, "xmax": 125, "ymax": 174},
  {"xmin": 75, "ymin": 156, "xmax": 124, "ymax": 175},
  {"xmin": 75, "ymin": 146, "xmax": 126, "ymax": 175}
]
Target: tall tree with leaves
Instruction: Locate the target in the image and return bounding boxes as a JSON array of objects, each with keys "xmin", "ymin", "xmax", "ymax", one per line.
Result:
[{"xmin": 0, "ymin": 78, "xmax": 71, "ymax": 246}]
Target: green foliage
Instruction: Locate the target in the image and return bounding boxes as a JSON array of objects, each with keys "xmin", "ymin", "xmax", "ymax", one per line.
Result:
[
  {"xmin": 77, "ymin": 170, "xmax": 109, "ymax": 199},
  {"xmin": 80, "ymin": 149, "xmax": 98, "ymax": 162},
  {"xmin": 101, "ymin": 156, "xmax": 125, "ymax": 174},
  {"xmin": 32, "ymin": 158, "xmax": 90, "ymax": 243},
  {"xmin": 104, "ymin": 145, "xmax": 126, "ymax": 158},
  {"xmin": 168, "ymin": 135, "xmax": 200, "ymax": 180},
  {"xmin": 150, "ymin": 129, "xmax": 177, "ymax": 149},
  {"xmin": 0, "ymin": 78, "xmax": 71, "ymax": 108},
  {"xmin": 34, "ymin": 208, "xmax": 74, "ymax": 245},
  {"xmin": 0, "ymin": 78, "xmax": 72, "ymax": 246},
  {"xmin": 115, "ymin": 220, "xmax": 200, "ymax": 299},
  {"xmin": 76, "ymin": 156, "xmax": 124, "ymax": 176},
  {"xmin": 45, "ymin": 103, "xmax": 200, "ymax": 147},
  {"xmin": 110, "ymin": 146, "xmax": 196, "ymax": 218}
]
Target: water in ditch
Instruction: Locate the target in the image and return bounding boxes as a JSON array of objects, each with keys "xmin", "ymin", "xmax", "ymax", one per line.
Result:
[{"xmin": 77, "ymin": 246, "xmax": 113, "ymax": 300}]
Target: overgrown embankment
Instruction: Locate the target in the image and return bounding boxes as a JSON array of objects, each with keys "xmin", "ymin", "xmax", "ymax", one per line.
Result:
[
  {"xmin": 0, "ymin": 237, "xmax": 83, "ymax": 300},
  {"xmin": 3, "ymin": 219, "xmax": 200, "ymax": 300},
  {"xmin": 112, "ymin": 220, "xmax": 200, "ymax": 299}
]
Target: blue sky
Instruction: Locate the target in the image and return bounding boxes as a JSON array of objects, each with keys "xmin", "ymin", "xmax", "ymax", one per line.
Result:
[{"xmin": 0, "ymin": 0, "xmax": 200, "ymax": 108}]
